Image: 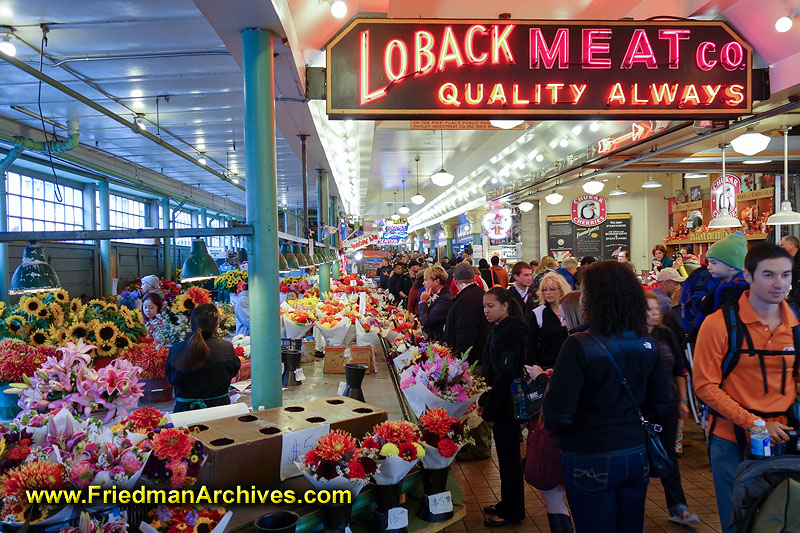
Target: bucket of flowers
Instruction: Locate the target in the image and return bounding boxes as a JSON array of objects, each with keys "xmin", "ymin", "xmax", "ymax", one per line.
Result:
[
  {"xmin": 361, "ymin": 421, "xmax": 424, "ymax": 532},
  {"xmin": 416, "ymin": 408, "xmax": 473, "ymax": 522},
  {"xmin": 296, "ymin": 429, "xmax": 378, "ymax": 532},
  {"xmin": 141, "ymin": 505, "xmax": 232, "ymax": 533},
  {"xmin": 230, "ymin": 335, "xmax": 251, "ymax": 382}
]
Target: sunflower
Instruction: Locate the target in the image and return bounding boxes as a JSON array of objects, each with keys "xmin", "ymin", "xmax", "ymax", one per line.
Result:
[
  {"xmin": 52, "ymin": 289, "xmax": 69, "ymax": 304},
  {"xmin": 104, "ymin": 302, "xmax": 118, "ymax": 312},
  {"xmin": 49, "ymin": 325, "xmax": 70, "ymax": 346},
  {"xmin": 36, "ymin": 305, "xmax": 50, "ymax": 320},
  {"xmin": 133, "ymin": 309, "xmax": 145, "ymax": 325},
  {"xmin": 5, "ymin": 314, "xmax": 25, "ymax": 335},
  {"xmin": 94, "ymin": 342, "xmax": 117, "ymax": 358},
  {"xmin": 93, "ymin": 321, "xmax": 119, "ymax": 344},
  {"xmin": 114, "ymin": 334, "xmax": 132, "ymax": 351},
  {"xmin": 29, "ymin": 329, "xmax": 50, "ymax": 347},
  {"xmin": 0, "ymin": 301, "xmax": 6, "ymax": 317},
  {"xmin": 172, "ymin": 293, "xmax": 193, "ymax": 314},
  {"xmin": 21, "ymin": 297, "xmax": 44, "ymax": 318},
  {"xmin": 122, "ymin": 309, "xmax": 136, "ymax": 329},
  {"xmin": 66, "ymin": 322, "xmax": 90, "ymax": 340},
  {"xmin": 48, "ymin": 303, "xmax": 64, "ymax": 327},
  {"xmin": 69, "ymin": 298, "xmax": 83, "ymax": 316},
  {"xmin": 20, "ymin": 323, "xmax": 34, "ymax": 339}
]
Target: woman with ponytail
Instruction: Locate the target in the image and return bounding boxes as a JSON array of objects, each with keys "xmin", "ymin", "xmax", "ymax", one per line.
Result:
[
  {"xmin": 166, "ymin": 303, "xmax": 241, "ymax": 413},
  {"xmin": 479, "ymin": 287, "xmax": 528, "ymax": 527}
]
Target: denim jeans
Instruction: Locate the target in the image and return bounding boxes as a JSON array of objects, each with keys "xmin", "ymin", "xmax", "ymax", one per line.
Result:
[
  {"xmin": 561, "ymin": 444, "xmax": 649, "ymax": 533},
  {"xmin": 708, "ymin": 435, "xmax": 744, "ymax": 533}
]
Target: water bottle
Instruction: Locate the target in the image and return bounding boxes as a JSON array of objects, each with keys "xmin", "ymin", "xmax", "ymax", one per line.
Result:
[
  {"xmin": 750, "ymin": 419, "xmax": 771, "ymax": 458},
  {"xmin": 511, "ymin": 379, "xmax": 527, "ymax": 421}
]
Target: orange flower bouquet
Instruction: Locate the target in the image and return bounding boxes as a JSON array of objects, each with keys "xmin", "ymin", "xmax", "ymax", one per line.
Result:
[
  {"xmin": 282, "ymin": 309, "xmax": 313, "ymax": 339},
  {"xmin": 315, "ymin": 314, "xmax": 352, "ymax": 346},
  {"xmin": 361, "ymin": 421, "xmax": 424, "ymax": 485},
  {"xmin": 296, "ymin": 430, "xmax": 378, "ymax": 497}
]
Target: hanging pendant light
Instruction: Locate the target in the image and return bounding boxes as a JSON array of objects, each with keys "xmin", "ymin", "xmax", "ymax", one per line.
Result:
[
  {"xmin": 278, "ymin": 253, "xmax": 291, "ymax": 273},
  {"xmin": 518, "ymin": 201, "xmax": 534, "ymax": 212},
  {"xmin": 582, "ymin": 177, "xmax": 604, "ymax": 195},
  {"xmin": 180, "ymin": 239, "xmax": 221, "ymax": 282},
  {"xmin": 767, "ymin": 127, "xmax": 800, "ymax": 225},
  {"xmin": 411, "ymin": 155, "xmax": 425, "ymax": 205},
  {"xmin": 641, "ymin": 174, "xmax": 662, "ymax": 189},
  {"xmin": 609, "ymin": 176, "xmax": 627, "ymax": 196},
  {"xmin": 431, "ymin": 131, "xmax": 454, "ymax": 186},
  {"xmin": 291, "ymin": 244, "xmax": 310, "ymax": 267},
  {"xmin": 390, "ymin": 190, "xmax": 400, "ymax": 220},
  {"xmin": 709, "ymin": 144, "xmax": 742, "ymax": 228},
  {"xmin": 9, "ymin": 243, "xmax": 61, "ymax": 295},
  {"xmin": 281, "ymin": 243, "xmax": 300, "ymax": 270},
  {"xmin": 545, "ymin": 191, "xmax": 563, "ymax": 205},
  {"xmin": 398, "ymin": 178, "xmax": 410, "ymax": 215},
  {"xmin": 730, "ymin": 128, "xmax": 771, "ymax": 156}
]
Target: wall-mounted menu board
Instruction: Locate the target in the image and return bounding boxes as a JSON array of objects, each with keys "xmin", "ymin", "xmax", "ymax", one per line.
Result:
[{"xmin": 546, "ymin": 213, "xmax": 631, "ymax": 260}]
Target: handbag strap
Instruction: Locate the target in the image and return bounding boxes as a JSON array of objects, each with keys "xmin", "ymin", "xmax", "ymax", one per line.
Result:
[{"xmin": 585, "ymin": 333, "xmax": 647, "ymax": 426}]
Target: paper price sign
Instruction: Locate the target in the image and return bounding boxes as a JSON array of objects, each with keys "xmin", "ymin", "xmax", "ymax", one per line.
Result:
[
  {"xmin": 428, "ymin": 491, "xmax": 453, "ymax": 514},
  {"xmin": 280, "ymin": 424, "xmax": 331, "ymax": 480},
  {"xmin": 387, "ymin": 507, "xmax": 409, "ymax": 530}
]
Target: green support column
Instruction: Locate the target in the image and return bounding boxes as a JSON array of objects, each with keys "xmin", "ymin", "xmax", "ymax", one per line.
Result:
[
  {"xmin": 97, "ymin": 181, "xmax": 113, "ymax": 296},
  {"xmin": 318, "ymin": 172, "xmax": 331, "ymax": 294},
  {"xmin": 161, "ymin": 198, "xmax": 172, "ymax": 280},
  {"xmin": 330, "ymin": 196, "xmax": 340, "ymax": 278},
  {"xmin": 242, "ymin": 28, "xmax": 282, "ymax": 409}
]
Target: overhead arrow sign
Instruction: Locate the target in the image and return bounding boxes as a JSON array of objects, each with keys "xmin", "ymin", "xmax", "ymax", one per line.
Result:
[{"xmin": 597, "ymin": 122, "xmax": 652, "ymax": 154}]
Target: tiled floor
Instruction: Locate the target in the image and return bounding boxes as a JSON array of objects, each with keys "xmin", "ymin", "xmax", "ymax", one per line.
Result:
[{"xmin": 445, "ymin": 420, "xmax": 722, "ymax": 533}]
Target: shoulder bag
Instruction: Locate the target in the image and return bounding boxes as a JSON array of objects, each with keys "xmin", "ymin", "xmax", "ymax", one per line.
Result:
[
  {"xmin": 523, "ymin": 385, "xmax": 561, "ymax": 490},
  {"xmin": 586, "ymin": 333, "xmax": 673, "ymax": 478}
]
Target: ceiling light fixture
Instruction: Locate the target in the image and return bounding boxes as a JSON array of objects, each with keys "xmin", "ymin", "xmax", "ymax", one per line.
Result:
[
  {"xmin": 398, "ymin": 178, "xmax": 410, "ymax": 214},
  {"xmin": 589, "ymin": 121, "xmax": 600, "ymax": 132},
  {"xmin": 775, "ymin": 9, "xmax": 799, "ymax": 32},
  {"xmin": 134, "ymin": 113, "xmax": 146, "ymax": 131},
  {"xmin": 0, "ymin": 34, "xmax": 16, "ymax": 57},
  {"xmin": 582, "ymin": 177, "xmax": 604, "ymax": 195},
  {"xmin": 743, "ymin": 159, "xmax": 772, "ymax": 164},
  {"xmin": 518, "ymin": 201, "xmax": 534, "ymax": 212},
  {"xmin": 390, "ymin": 190, "xmax": 400, "ymax": 220},
  {"xmin": 411, "ymin": 155, "xmax": 425, "ymax": 205},
  {"xmin": 730, "ymin": 128, "xmax": 771, "ymax": 156},
  {"xmin": 609, "ymin": 175, "xmax": 627, "ymax": 196},
  {"xmin": 709, "ymin": 144, "xmax": 742, "ymax": 228},
  {"xmin": 559, "ymin": 138, "xmax": 570, "ymax": 148},
  {"xmin": 330, "ymin": 0, "xmax": 347, "ymax": 18},
  {"xmin": 767, "ymin": 127, "xmax": 800, "ymax": 225},
  {"xmin": 684, "ymin": 172, "xmax": 709, "ymax": 179},
  {"xmin": 197, "ymin": 153, "xmax": 207, "ymax": 166},
  {"xmin": 545, "ymin": 191, "xmax": 563, "ymax": 205},
  {"xmin": 535, "ymin": 153, "xmax": 544, "ymax": 163},
  {"xmin": 490, "ymin": 119, "xmax": 524, "ymax": 129},
  {"xmin": 641, "ymin": 174, "xmax": 663, "ymax": 189},
  {"xmin": 431, "ymin": 131, "xmax": 454, "ymax": 186}
]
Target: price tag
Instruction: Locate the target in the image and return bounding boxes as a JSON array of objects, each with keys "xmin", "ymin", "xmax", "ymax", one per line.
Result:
[
  {"xmin": 428, "ymin": 491, "xmax": 453, "ymax": 514},
  {"xmin": 279, "ymin": 424, "xmax": 330, "ymax": 480},
  {"xmin": 337, "ymin": 382, "xmax": 347, "ymax": 395},
  {"xmin": 350, "ymin": 280, "xmax": 357, "ymax": 287},
  {"xmin": 387, "ymin": 507, "xmax": 409, "ymax": 530}
]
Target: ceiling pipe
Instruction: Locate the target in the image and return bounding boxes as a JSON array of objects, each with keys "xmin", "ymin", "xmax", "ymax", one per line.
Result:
[
  {"xmin": 0, "ymin": 50, "xmax": 244, "ymax": 191},
  {"xmin": 48, "ymin": 50, "xmax": 230, "ymax": 68},
  {"xmin": 511, "ymin": 99, "xmax": 800, "ymax": 201}
]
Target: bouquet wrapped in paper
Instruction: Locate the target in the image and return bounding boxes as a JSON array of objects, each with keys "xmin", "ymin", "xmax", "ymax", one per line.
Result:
[
  {"xmin": 295, "ymin": 429, "xmax": 378, "ymax": 499},
  {"xmin": 417, "ymin": 408, "xmax": 473, "ymax": 469},
  {"xmin": 399, "ymin": 348, "xmax": 487, "ymax": 419},
  {"xmin": 316, "ymin": 315, "xmax": 352, "ymax": 346},
  {"xmin": 355, "ymin": 317, "xmax": 382, "ymax": 347},
  {"xmin": 360, "ymin": 421, "xmax": 424, "ymax": 485},
  {"xmin": 282, "ymin": 309, "xmax": 313, "ymax": 339}
]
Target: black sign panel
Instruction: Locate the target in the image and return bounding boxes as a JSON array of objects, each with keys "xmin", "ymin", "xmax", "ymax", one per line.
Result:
[
  {"xmin": 602, "ymin": 214, "xmax": 632, "ymax": 259},
  {"xmin": 327, "ymin": 19, "xmax": 752, "ymax": 119},
  {"xmin": 547, "ymin": 213, "xmax": 630, "ymax": 260}
]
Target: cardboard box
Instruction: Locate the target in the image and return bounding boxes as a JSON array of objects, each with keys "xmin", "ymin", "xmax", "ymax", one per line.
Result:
[
  {"xmin": 323, "ymin": 346, "xmax": 346, "ymax": 373},
  {"xmin": 301, "ymin": 339, "xmax": 316, "ymax": 363}
]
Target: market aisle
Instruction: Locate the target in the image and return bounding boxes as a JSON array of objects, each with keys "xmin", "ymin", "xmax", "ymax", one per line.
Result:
[{"xmin": 445, "ymin": 420, "xmax": 722, "ymax": 533}]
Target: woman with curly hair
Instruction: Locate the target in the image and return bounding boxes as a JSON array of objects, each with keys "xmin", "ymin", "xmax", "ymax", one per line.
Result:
[{"xmin": 543, "ymin": 261, "xmax": 671, "ymax": 533}]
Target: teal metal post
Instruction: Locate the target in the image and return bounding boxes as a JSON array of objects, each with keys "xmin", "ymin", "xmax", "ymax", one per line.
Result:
[
  {"xmin": 446, "ymin": 237, "xmax": 454, "ymax": 259},
  {"xmin": 330, "ymin": 196, "xmax": 340, "ymax": 278},
  {"xmin": 0, "ymin": 145, "xmax": 23, "ymax": 303},
  {"xmin": 318, "ymin": 172, "xmax": 331, "ymax": 293},
  {"xmin": 242, "ymin": 28, "xmax": 282, "ymax": 409},
  {"xmin": 161, "ymin": 198, "xmax": 172, "ymax": 280},
  {"xmin": 97, "ymin": 181, "xmax": 113, "ymax": 296}
]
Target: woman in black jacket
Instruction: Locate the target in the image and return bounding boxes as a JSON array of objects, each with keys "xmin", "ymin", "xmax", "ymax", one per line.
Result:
[
  {"xmin": 528, "ymin": 272, "xmax": 571, "ymax": 367},
  {"xmin": 479, "ymin": 287, "xmax": 528, "ymax": 528},
  {"xmin": 387, "ymin": 263, "xmax": 404, "ymax": 303},
  {"xmin": 417, "ymin": 266, "xmax": 452, "ymax": 340},
  {"xmin": 478, "ymin": 258, "xmax": 493, "ymax": 288},
  {"xmin": 543, "ymin": 262, "xmax": 670, "ymax": 533},
  {"xmin": 166, "ymin": 304, "xmax": 241, "ymax": 413}
]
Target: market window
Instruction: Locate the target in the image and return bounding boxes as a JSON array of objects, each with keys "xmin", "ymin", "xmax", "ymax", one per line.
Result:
[
  {"xmin": 96, "ymin": 191, "xmax": 149, "ymax": 244},
  {"xmin": 207, "ymin": 217, "xmax": 226, "ymax": 250},
  {"xmin": 170, "ymin": 209, "xmax": 193, "ymax": 247},
  {"xmin": 5, "ymin": 171, "xmax": 84, "ymax": 238}
]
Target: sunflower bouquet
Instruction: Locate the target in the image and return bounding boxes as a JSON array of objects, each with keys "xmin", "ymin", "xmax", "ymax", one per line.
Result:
[
  {"xmin": 0, "ymin": 289, "xmax": 71, "ymax": 347},
  {"xmin": 296, "ymin": 429, "xmax": 378, "ymax": 497},
  {"xmin": 360, "ymin": 421, "xmax": 424, "ymax": 485},
  {"xmin": 172, "ymin": 287, "xmax": 212, "ymax": 315},
  {"xmin": 67, "ymin": 297, "xmax": 147, "ymax": 358},
  {"xmin": 213, "ymin": 269, "xmax": 248, "ymax": 292}
]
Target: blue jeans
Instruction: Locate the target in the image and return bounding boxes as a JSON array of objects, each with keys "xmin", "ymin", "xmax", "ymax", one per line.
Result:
[
  {"xmin": 561, "ymin": 445, "xmax": 649, "ymax": 533},
  {"xmin": 708, "ymin": 435, "xmax": 744, "ymax": 533}
]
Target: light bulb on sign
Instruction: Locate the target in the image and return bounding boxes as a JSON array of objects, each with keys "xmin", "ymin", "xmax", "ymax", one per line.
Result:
[
  {"xmin": 330, "ymin": 0, "xmax": 347, "ymax": 18},
  {"xmin": 354, "ymin": 250, "xmax": 363, "ymax": 261}
]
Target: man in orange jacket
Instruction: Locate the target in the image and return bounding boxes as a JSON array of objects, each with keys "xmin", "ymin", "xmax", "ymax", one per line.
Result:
[{"xmin": 694, "ymin": 243, "xmax": 799, "ymax": 533}]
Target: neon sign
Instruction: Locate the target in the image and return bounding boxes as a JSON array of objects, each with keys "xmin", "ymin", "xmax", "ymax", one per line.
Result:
[{"xmin": 328, "ymin": 19, "xmax": 753, "ymax": 119}]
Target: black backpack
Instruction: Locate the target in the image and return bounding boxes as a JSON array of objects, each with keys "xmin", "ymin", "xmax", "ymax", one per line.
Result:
[{"xmin": 733, "ymin": 455, "xmax": 800, "ymax": 532}]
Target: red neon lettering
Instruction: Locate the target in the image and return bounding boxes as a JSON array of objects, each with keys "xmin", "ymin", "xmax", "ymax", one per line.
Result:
[
  {"xmin": 360, "ymin": 31, "xmax": 387, "ymax": 105},
  {"xmin": 384, "ymin": 39, "xmax": 408, "ymax": 82},
  {"xmin": 702, "ymin": 84, "xmax": 722, "ymax": 104},
  {"xmin": 696, "ymin": 42, "xmax": 717, "ymax": 71},
  {"xmin": 414, "ymin": 31, "xmax": 435, "ymax": 76},
  {"xmin": 631, "ymin": 83, "xmax": 647, "ymax": 105},
  {"xmin": 465, "ymin": 83, "xmax": 484, "ymax": 105},
  {"xmin": 607, "ymin": 82, "xmax": 626, "ymax": 104},
  {"xmin": 720, "ymin": 41, "xmax": 744, "ymax": 71},
  {"xmin": 529, "ymin": 28, "xmax": 569, "ymax": 69},
  {"xmin": 582, "ymin": 29, "xmax": 612, "ymax": 69},
  {"xmin": 437, "ymin": 26, "xmax": 465, "ymax": 72},
  {"xmin": 650, "ymin": 83, "xmax": 678, "ymax": 104},
  {"xmin": 725, "ymin": 84, "xmax": 745, "ymax": 106},
  {"xmin": 621, "ymin": 29, "xmax": 658, "ymax": 69},
  {"xmin": 658, "ymin": 29, "xmax": 690, "ymax": 69},
  {"xmin": 491, "ymin": 25, "xmax": 515, "ymax": 64},
  {"xmin": 512, "ymin": 83, "xmax": 529, "ymax": 104},
  {"xmin": 438, "ymin": 83, "xmax": 461, "ymax": 106},
  {"xmin": 570, "ymin": 84, "xmax": 587, "ymax": 104},
  {"xmin": 545, "ymin": 83, "xmax": 564, "ymax": 104},
  {"xmin": 488, "ymin": 83, "xmax": 507, "ymax": 105},
  {"xmin": 465, "ymin": 25, "xmax": 489, "ymax": 65},
  {"xmin": 534, "ymin": 84, "xmax": 541, "ymax": 104},
  {"xmin": 680, "ymin": 84, "xmax": 701, "ymax": 106}
]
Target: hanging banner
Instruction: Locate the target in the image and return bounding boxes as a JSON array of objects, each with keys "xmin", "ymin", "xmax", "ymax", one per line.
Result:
[
  {"xmin": 482, "ymin": 209, "xmax": 513, "ymax": 240},
  {"xmin": 571, "ymin": 195, "xmax": 607, "ymax": 227},
  {"xmin": 327, "ymin": 19, "xmax": 752, "ymax": 119},
  {"xmin": 711, "ymin": 174, "xmax": 741, "ymax": 218},
  {"xmin": 344, "ymin": 231, "xmax": 379, "ymax": 250}
]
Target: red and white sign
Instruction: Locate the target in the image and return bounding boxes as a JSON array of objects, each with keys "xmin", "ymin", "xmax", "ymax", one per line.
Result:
[
  {"xmin": 571, "ymin": 195, "xmax": 607, "ymax": 227},
  {"xmin": 344, "ymin": 231, "xmax": 379, "ymax": 250},
  {"xmin": 711, "ymin": 174, "xmax": 740, "ymax": 218}
]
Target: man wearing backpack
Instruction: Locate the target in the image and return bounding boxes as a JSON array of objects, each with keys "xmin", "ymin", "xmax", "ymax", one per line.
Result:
[{"xmin": 694, "ymin": 243, "xmax": 799, "ymax": 533}]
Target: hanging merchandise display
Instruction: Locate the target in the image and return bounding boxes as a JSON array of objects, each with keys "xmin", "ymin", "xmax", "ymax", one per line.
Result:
[{"xmin": 482, "ymin": 209, "xmax": 513, "ymax": 240}]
